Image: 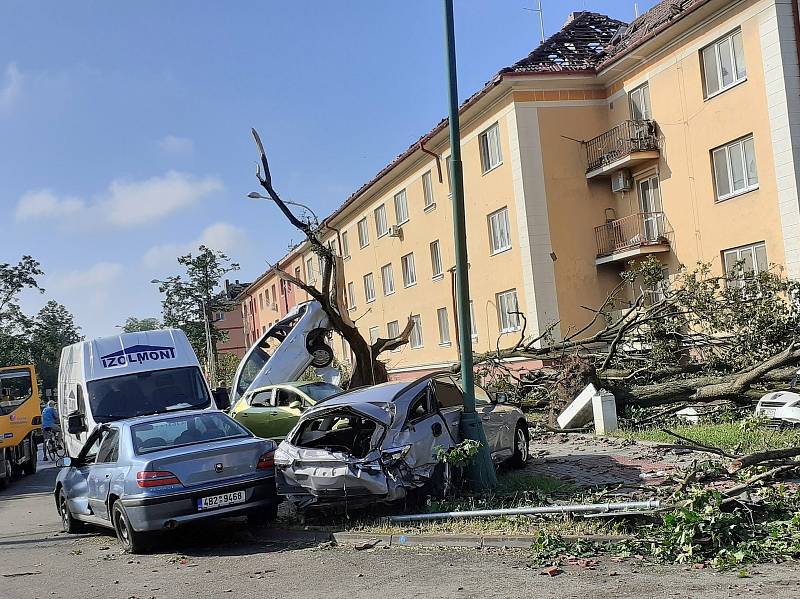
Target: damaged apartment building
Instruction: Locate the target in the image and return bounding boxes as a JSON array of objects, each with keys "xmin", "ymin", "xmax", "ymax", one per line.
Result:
[{"xmin": 239, "ymin": 0, "xmax": 800, "ymax": 380}]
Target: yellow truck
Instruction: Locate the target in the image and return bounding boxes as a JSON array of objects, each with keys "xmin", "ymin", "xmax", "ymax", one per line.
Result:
[{"xmin": 0, "ymin": 364, "xmax": 41, "ymax": 489}]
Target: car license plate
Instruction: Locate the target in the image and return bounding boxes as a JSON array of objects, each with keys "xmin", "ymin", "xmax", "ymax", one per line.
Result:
[
  {"xmin": 197, "ymin": 490, "xmax": 246, "ymax": 511},
  {"xmin": 761, "ymin": 408, "xmax": 776, "ymax": 418}
]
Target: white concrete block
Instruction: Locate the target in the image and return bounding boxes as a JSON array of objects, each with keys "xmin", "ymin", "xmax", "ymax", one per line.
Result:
[
  {"xmin": 557, "ymin": 383, "xmax": 597, "ymax": 429},
  {"xmin": 592, "ymin": 390, "xmax": 618, "ymax": 435}
]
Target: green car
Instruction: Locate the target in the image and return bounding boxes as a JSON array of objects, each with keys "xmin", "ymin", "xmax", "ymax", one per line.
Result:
[{"xmin": 230, "ymin": 381, "xmax": 343, "ymax": 441}]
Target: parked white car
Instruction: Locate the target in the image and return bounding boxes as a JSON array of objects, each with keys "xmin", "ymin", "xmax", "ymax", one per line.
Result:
[{"xmin": 755, "ymin": 369, "xmax": 800, "ymax": 427}]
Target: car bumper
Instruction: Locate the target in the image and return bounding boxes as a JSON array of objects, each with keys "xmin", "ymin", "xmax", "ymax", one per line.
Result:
[{"xmin": 120, "ymin": 477, "xmax": 279, "ymax": 532}]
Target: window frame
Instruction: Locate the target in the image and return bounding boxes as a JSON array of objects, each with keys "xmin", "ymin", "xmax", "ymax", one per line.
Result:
[
  {"xmin": 401, "ymin": 252, "xmax": 417, "ymax": 288},
  {"xmin": 701, "ymin": 28, "xmax": 747, "ymax": 100},
  {"xmin": 368, "ymin": 326, "xmax": 380, "ymax": 345},
  {"xmin": 628, "ymin": 82, "xmax": 652, "ymax": 120},
  {"xmin": 394, "ymin": 189, "xmax": 409, "ymax": 225},
  {"xmin": 488, "ymin": 207, "xmax": 512, "ymax": 255},
  {"xmin": 306, "ymin": 256, "xmax": 315, "ymax": 284},
  {"xmin": 357, "ymin": 217, "xmax": 370, "ymax": 248},
  {"xmin": 363, "ymin": 272, "xmax": 376, "ymax": 304},
  {"xmin": 711, "ymin": 135, "xmax": 758, "ymax": 202},
  {"xmin": 496, "ymin": 289, "xmax": 521, "ymax": 333},
  {"xmin": 437, "ymin": 307, "xmax": 451, "ymax": 346},
  {"xmin": 479, "ymin": 122, "xmax": 503, "ymax": 174},
  {"xmin": 387, "ymin": 320, "xmax": 401, "ymax": 352},
  {"xmin": 409, "ymin": 314, "xmax": 423, "ymax": 348},
  {"xmin": 469, "ymin": 299, "xmax": 478, "ymax": 341},
  {"xmin": 422, "ymin": 170, "xmax": 435, "ymax": 210},
  {"xmin": 346, "ymin": 281, "xmax": 356, "ymax": 311},
  {"xmin": 341, "ymin": 230, "xmax": 350, "ymax": 259},
  {"xmin": 723, "ymin": 241, "xmax": 768, "ymax": 287},
  {"xmin": 430, "ymin": 240, "xmax": 443, "ymax": 279},
  {"xmin": 381, "ymin": 263, "xmax": 395, "ymax": 296},
  {"xmin": 374, "ymin": 203, "xmax": 389, "ymax": 238}
]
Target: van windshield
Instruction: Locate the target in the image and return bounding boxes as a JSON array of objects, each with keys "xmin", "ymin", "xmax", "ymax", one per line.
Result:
[{"xmin": 87, "ymin": 366, "xmax": 212, "ymax": 423}]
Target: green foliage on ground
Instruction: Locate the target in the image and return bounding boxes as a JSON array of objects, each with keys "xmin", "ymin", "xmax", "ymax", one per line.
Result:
[{"xmin": 614, "ymin": 422, "xmax": 800, "ymax": 454}]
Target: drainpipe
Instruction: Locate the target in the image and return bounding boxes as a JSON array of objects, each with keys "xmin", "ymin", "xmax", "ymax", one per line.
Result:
[
  {"xmin": 793, "ymin": 1, "xmax": 800, "ymax": 76},
  {"xmin": 418, "ymin": 140, "xmax": 444, "ymax": 183}
]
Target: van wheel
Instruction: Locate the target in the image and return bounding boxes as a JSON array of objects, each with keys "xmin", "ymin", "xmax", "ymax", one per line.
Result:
[
  {"xmin": 58, "ymin": 490, "xmax": 84, "ymax": 533},
  {"xmin": 112, "ymin": 502, "xmax": 150, "ymax": 554},
  {"xmin": 0, "ymin": 451, "xmax": 11, "ymax": 490},
  {"xmin": 510, "ymin": 422, "xmax": 529, "ymax": 468}
]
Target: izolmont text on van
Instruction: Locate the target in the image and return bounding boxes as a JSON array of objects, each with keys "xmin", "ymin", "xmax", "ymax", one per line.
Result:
[{"xmin": 58, "ymin": 329, "xmax": 227, "ymax": 457}]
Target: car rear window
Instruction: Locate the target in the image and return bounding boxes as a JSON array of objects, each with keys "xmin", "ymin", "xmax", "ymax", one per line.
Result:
[
  {"xmin": 299, "ymin": 382, "xmax": 343, "ymax": 402},
  {"xmin": 132, "ymin": 412, "xmax": 250, "ymax": 454}
]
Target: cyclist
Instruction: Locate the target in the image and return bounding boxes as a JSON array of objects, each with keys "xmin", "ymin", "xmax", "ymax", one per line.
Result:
[{"xmin": 41, "ymin": 401, "xmax": 59, "ymax": 461}]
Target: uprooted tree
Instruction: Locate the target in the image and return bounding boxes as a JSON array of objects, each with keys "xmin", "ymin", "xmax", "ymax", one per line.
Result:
[
  {"xmin": 250, "ymin": 128, "xmax": 413, "ymax": 387},
  {"xmin": 475, "ymin": 256, "xmax": 800, "ymax": 418}
]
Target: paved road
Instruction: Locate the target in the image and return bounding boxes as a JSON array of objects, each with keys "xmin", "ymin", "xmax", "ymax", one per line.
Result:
[{"xmin": 2, "ymin": 453, "xmax": 799, "ymax": 599}]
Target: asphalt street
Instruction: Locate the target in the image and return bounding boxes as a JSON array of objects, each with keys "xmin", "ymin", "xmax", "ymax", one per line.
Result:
[{"xmin": 1, "ymin": 452, "xmax": 799, "ymax": 599}]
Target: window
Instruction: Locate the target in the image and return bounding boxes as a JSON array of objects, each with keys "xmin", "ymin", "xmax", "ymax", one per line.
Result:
[
  {"xmin": 294, "ymin": 267, "xmax": 301, "ymax": 284},
  {"xmin": 469, "ymin": 300, "xmax": 478, "ymax": 340},
  {"xmin": 357, "ymin": 217, "xmax": 369, "ymax": 248},
  {"xmin": 259, "ymin": 293, "xmax": 264, "ymax": 311},
  {"xmin": 702, "ymin": 29, "xmax": 746, "ymax": 98},
  {"xmin": 327, "ymin": 239, "xmax": 338, "ymax": 256},
  {"xmin": 374, "ymin": 204, "xmax": 388, "ymax": 237},
  {"xmin": 275, "ymin": 388, "xmax": 301, "ymax": 408},
  {"xmin": 488, "ymin": 207, "xmax": 512, "ymax": 254},
  {"xmin": 645, "ymin": 266, "xmax": 670, "ymax": 305},
  {"xmin": 434, "ymin": 376, "xmax": 464, "ymax": 409},
  {"xmin": 437, "ymin": 307, "xmax": 451, "ymax": 346},
  {"xmin": 410, "ymin": 314, "xmax": 423, "ymax": 348},
  {"xmin": 394, "ymin": 189, "xmax": 409, "ymax": 224},
  {"xmin": 341, "ymin": 336, "xmax": 351, "ymax": 363},
  {"xmin": 422, "ymin": 170, "xmax": 435, "ymax": 209},
  {"xmin": 444, "ymin": 156, "xmax": 452, "ymax": 196},
  {"xmin": 629, "ymin": 83, "xmax": 652, "ymax": 120},
  {"xmin": 401, "ymin": 253, "xmax": 417, "ymax": 287},
  {"xmin": 723, "ymin": 242, "xmax": 768, "ymax": 286},
  {"xmin": 497, "ymin": 289, "xmax": 520, "ymax": 332},
  {"xmin": 306, "ymin": 257, "xmax": 315, "ymax": 283},
  {"xmin": 368, "ymin": 326, "xmax": 380, "ymax": 345},
  {"xmin": 341, "ymin": 231, "xmax": 350, "ymax": 258},
  {"xmin": 381, "ymin": 263, "xmax": 395, "ymax": 296},
  {"xmin": 479, "ymin": 122, "xmax": 503, "ymax": 173},
  {"xmin": 131, "ymin": 413, "xmax": 248, "ymax": 455},
  {"xmin": 637, "ymin": 175, "xmax": 665, "ymax": 240},
  {"xmin": 96, "ymin": 428, "xmax": 120, "ymax": 463},
  {"xmin": 430, "ymin": 240, "xmax": 443, "ymax": 278},
  {"xmin": 712, "ymin": 135, "xmax": 758, "ymax": 201},
  {"xmin": 347, "ymin": 281, "xmax": 356, "ymax": 310},
  {"xmin": 265, "ymin": 289, "xmax": 270, "ymax": 305},
  {"xmin": 363, "ymin": 272, "xmax": 376, "ymax": 303},
  {"xmin": 387, "ymin": 320, "xmax": 401, "ymax": 352}
]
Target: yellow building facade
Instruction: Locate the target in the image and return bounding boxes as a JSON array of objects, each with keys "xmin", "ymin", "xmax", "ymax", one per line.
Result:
[{"xmin": 240, "ymin": 0, "xmax": 800, "ymax": 380}]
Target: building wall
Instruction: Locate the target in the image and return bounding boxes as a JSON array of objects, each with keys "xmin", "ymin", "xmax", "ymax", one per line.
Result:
[{"xmin": 215, "ymin": 308, "xmax": 247, "ymax": 358}]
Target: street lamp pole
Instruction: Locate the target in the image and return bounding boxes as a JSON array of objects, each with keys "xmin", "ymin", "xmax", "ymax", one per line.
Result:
[{"xmin": 443, "ymin": 0, "xmax": 496, "ymax": 491}]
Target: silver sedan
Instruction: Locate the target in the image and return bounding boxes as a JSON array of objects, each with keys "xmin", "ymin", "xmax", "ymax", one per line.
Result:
[
  {"xmin": 54, "ymin": 410, "xmax": 280, "ymax": 553},
  {"xmin": 275, "ymin": 372, "xmax": 529, "ymax": 508}
]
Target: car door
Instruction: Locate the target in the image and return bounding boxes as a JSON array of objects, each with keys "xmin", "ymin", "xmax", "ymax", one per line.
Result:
[
  {"xmin": 268, "ymin": 387, "xmax": 306, "ymax": 440},
  {"xmin": 234, "ymin": 388, "xmax": 275, "ymax": 438},
  {"xmin": 63, "ymin": 429, "xmax": 104, "ymax": 517},
  {"xmin": 473, "ymin": 386, "xmax": 508, "ymax": 457},
  {"xmin": 86, "ymin": 428, "xmax": 120, "ymax": 521},
  {"xmin": 401, "ymin": 385, "xmax": 452, "ymax": 471},
  {"xmin": 430, "ymin": 376, "xmax": 464, "ymax": 443}
]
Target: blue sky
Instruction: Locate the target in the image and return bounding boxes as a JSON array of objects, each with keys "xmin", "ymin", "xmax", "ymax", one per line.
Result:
[{"xmin": 2, "ymin": 0, "xmax": 657, "ymax": 338}]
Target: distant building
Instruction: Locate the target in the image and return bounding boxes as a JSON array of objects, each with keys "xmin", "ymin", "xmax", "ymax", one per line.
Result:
[
  {"xmin": 240, "ymin": 0, "xmax": 800, "ymax": 379},
  {"xmin": 215, "ymin": 279, "xmax": 250, "ymax": 358}
]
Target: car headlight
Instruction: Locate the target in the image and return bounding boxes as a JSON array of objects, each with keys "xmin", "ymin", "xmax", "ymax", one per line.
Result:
[{"xmin": 381, "ymin": 444, "xmax": 412, "ymax": 464}]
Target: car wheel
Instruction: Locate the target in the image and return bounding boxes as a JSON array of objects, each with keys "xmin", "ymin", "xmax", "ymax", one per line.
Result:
[
  {"xmin": 23, "ymin": 439, "xmax": 37, "ymax": 475},
  {"xmin": 247, "ymin": 503, "xmax": 279, "ymax": 526},
  {"xmin": 58, "ymin": 490, "xmax": 84, "ymax": 533},
  {"xmin": 112, "ymin": 501, "xmax": 150, "ymax": 554},
  {"xmin": 309, "ymin": 344, "xmax": 334, "ymax": 368},
  {"xmin": 510, "ymin": 421, "xmax": 529, "ymax": 468},
  {"xmin": 0, "ymin": 451, "xmax": 11, "ymax": 490}
]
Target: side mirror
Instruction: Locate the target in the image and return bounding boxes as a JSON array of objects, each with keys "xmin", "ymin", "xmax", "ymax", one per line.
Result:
[
  {"xmin": 56, "ymin": 457, "xmax": 72, "ymax": 468},
  {"xmin": 494, "ymin": 392, "xmax": 509, "ymax": 404},
  {"xmin": 288, "ymin": 400, "xmax": 302, "ymax": 410},
  {"xmin": 67, "ymin": 412, "xmax": 86, "ymax": 435},
  {"xmin": 213, "ymin": 387, "xmax": 231, "ymax": 411}
]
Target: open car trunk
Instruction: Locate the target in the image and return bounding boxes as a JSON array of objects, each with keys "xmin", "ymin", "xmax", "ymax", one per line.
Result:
[{"xmin": 275, "ymin": 405, "xmax": 394, "ymax": 506}]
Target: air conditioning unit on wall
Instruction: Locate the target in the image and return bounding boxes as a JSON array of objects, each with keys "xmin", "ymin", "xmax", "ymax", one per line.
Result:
[
  {"xmin": 388, "ymin": 225, "xmax": 402, "ymax": 238},
  {"xmin": 611, "ymin": 169, "xmax": 632, "ymax": 193}
]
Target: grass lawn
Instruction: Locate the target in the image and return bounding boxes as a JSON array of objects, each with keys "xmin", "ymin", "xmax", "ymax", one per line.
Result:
[{"xmin": 614, "ymin": 422, "xmax": 800, "ymax": 454}]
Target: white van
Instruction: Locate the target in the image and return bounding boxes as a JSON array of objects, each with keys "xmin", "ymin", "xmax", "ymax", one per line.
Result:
[{"xmin": 58, "ymin": 329, "xmax": 224, "ymax": 457}]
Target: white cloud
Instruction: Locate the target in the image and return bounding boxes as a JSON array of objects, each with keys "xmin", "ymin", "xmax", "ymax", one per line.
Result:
[
  {"xmin": 14, "ymin": 170, "xmax": 223, "ymax": 228},
  {"xmin": 158, "ymin": 135, "xmax": 194, "ymax": 155},
  {"xmin": 48, "ymin": 262, "xmax": 123, "ymax": 292},
  {"xmin": 143, "ymin": 222, "xmax": 248, "ymax": 269},
  {"xmin": 0, "ymin": 63, "xmax": 22, "ymax": 114},
  {"xmin": 15, "ymin": 189, "xmax": 86, "ymax": 222}
]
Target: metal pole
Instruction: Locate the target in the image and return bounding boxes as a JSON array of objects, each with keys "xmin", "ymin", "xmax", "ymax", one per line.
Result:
[{"xmin": 443, "ymin": 0, "xmax": 496, "ymax": 491}]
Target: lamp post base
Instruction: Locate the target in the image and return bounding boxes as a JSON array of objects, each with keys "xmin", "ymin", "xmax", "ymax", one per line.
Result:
[{"xmin": 459, "ymin": 411, "xmax": 497, "ymax": 492}]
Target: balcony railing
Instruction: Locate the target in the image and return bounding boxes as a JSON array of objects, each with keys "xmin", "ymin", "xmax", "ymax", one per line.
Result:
[
  {"xmin": 585, "ymin": 120, "xmax": 659, "ymax": 174},
  {"xmin": 595, "ymin": 212, "xmax": 670, "ymax": 259}
]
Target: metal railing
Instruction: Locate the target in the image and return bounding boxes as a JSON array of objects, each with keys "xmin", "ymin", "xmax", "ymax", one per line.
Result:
[
  {"xmin": 585, "ymin": 120, "xmax": 659, "ymax": 173},
  {"xmin": 594, "ymin": 212, "xmax": 670, "ymax": 258}
]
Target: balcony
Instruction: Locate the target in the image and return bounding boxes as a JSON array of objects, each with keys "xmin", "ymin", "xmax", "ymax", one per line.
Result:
[
  {"xmin": 585, "ymin": 120, "xmax": 659, "ymax": 178},
  {"xmin": 594, "ymin": 212, "xmax": 671, "ymax": 265}
]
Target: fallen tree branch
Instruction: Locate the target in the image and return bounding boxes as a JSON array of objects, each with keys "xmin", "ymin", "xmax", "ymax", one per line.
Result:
[
  {"xmin": 659, "ymin": 429, "xmax": 737, "ymax": 459},
  {"xmin": 728, "ymin": 447, "xmax": 800, "ymax": 474},
  {"xmin": 720, "ymin": 465, "xmax": 798, "ymax": 504}
]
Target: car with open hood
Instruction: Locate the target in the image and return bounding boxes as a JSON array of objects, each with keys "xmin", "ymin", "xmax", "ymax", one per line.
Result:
[
  {"xmin": 274, "ymin": 373, "xmax": 529, "ymax": 508},
  {"xmin": 54, "ymin": 410, "xmax": 280, "ymax": 553}
]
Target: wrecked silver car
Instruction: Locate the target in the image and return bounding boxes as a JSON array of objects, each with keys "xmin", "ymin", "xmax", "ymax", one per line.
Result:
[{"xmin": 274, "ymin": 373, "xmax": 529, "ymax": 507}]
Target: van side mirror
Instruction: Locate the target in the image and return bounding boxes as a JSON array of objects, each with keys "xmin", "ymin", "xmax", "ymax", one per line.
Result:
[
  {"xmin": 213, "ymin": 387, "xmax": 231, "ymax": 411},
  {"xmin": 66, "ymin": 412, "xmax": 86, "ymax": 435},
  {"xmin": 494, "ymin": 392, "xmax": 509, "ymax": 404}
]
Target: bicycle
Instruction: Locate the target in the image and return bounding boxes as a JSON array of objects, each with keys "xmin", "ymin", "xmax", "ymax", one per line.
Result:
[{"xmin": 43, "ymin": 428, "xmax": 66, "ymax": 461}]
